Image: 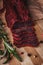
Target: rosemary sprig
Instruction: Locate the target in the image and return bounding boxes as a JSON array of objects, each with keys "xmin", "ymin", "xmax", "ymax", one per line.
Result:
[{"xmin": 0, "ymin": 19, "xmax": 22, "ymax": 64}]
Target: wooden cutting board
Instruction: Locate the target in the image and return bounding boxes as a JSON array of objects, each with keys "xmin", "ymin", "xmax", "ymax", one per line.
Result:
[{"xmin": 0, "ymin": 44, "xmax": 43, "ymax": 65}]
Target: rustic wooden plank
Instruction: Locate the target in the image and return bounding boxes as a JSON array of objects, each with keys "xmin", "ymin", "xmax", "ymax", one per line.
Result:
[
  {"xmin": 9, "ymin": 57, "xmax": 21, "ymax": 65},
  {"xmin": 9, "ymin": 48, "xmax": 34, "ymax": 65},
  {"xmin": 19, "ymin": 48, "xmax": 34, "ymax": 65},
  {"xmin": 34, "ymin": 24, "xmax": 43, "ymax": 41},
  {"xmin": 35, "ymin": 44, "xmax": 43, "ymax": 59},
  {"xmin": 0, "ymin": 44, "xmax": 43, "ymax": 65},
  {"xmin": 24, "ymin": 46, "xmax": 43, "ymax": 65}
]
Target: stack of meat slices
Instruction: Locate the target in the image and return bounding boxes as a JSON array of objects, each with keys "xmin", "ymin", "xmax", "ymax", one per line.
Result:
[{"xmin": 12, "ymin": 21, "xmax": 39, "ymax": 48}]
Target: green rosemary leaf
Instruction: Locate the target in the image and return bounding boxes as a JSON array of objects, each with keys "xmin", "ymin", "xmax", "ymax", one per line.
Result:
[
  {"xmin": 12, "ymin": 49, "xmax": 22, "ymax": 62},
  {"xmin": 4, "ymin": 41, "xmax": 22, "ymax": 62},
  {"xmin": 0, "ymin": 50, "xmax": 4, "ymax": 55}
]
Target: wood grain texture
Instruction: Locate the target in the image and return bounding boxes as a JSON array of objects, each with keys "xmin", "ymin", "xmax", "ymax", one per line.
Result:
[
  {"xmin": 34, "ymin": 23, "xmax": 43, "ymax": 41},
  {"xmin": 0, "ymin": 44, "xmax": 43, "ymax": 65},
  {"xmin": 9, "ymin": 44, "xmax": 43, "ymax": 65}
]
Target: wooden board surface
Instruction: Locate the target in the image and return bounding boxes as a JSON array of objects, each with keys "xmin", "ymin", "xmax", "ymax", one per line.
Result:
[
  {"xmin": 0, "ymin": 44, "xmax": 43, "ymax": 65},
  {"xmin": 34, "ymin": 23, "xmax": 43, "ymax": 41}
]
